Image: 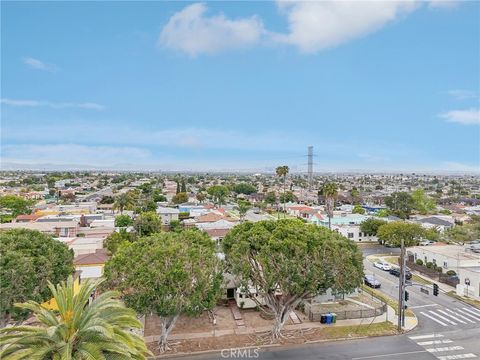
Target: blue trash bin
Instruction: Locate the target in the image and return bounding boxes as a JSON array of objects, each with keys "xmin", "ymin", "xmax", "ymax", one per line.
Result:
[{"xmin": 325, "ymin": 313, "xmax": 332, "ymax": 324}]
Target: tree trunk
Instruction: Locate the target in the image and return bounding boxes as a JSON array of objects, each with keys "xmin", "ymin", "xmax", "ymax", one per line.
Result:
[
  {"xmin": 272, "ymin": 306, "xmax": 291, "ymax": 340},
  {"xmin": 158, "ymin": 314, "xmax": 179, "ymax": 352},
  {"xmin": 328, "ymin": 215, "xmax": 331, "ymax": 230}
]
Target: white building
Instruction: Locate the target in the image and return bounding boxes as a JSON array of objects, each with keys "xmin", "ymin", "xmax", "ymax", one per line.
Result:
[{"xmin": 156, "ymin": 206, "xmax": 180, "ymax": 225}]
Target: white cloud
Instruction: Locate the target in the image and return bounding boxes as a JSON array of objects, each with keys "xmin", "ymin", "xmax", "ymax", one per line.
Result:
[
  {"xmin": 2, "ymin": 144, "xmax": 150, "ymax": 166},
  {"xmin": 273, "ymin": 1, "xmax": 418, "ymax": 53},
  {"xmin": 447, "ymin": 89, "xmax": 477, "ymax": 100},
  {"xmin": 22, "ymin": 57, "xmax": 57, "ymax": 72},
  {"xmin": 1, "ymin": 98, "xmax": 104, "ymax": 110},
  {"xmin": 159, "ymin": 3, "xmax": 265, "ymax": 56},
  {"xmin": 439, "ymin": 108, "xmax": 480, "ymax": 125}
]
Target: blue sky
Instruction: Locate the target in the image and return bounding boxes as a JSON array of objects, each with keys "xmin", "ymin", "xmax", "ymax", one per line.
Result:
[{"xmin": 1, "ymin": 1, "xmax": 479, "ymax": 172}]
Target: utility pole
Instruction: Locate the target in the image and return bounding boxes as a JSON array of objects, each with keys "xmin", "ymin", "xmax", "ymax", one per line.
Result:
[{"xmin": 398, "ymin": 237, "xmax": 406, "ymax": 332}]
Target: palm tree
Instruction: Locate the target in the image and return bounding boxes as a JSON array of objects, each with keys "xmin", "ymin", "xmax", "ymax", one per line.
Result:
[
  {"xmin": 276, "ymin": 165, "xmax": 289, "ymax": 218},
  {"xmin": 322, "ymin": 182, "xmax": 338, "ymax": 230},
  {"xmin": 0, "ymin": 276, "xmax": 151, "ymax": 360},
  {"xmin": 113, "ymin": 192, "xmax": 132, "ymax": 214},
  {"xmin": 236, "ymin": 200, "xmax": 251, "ymax": 222}
]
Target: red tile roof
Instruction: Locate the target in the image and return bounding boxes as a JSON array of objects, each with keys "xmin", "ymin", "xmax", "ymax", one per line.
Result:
[
  {"xmin": 74, "ymin": 249, "xmax": 109, "ymax": 265},
  {"xmin": 15, "ymin": 214, "xmax": 40, "ymax": 222}
]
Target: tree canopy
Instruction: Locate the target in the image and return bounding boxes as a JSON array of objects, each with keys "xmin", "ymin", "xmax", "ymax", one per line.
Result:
[
  {"xmin": 0, "ymin": 195, "xmax": 34, "ymax": 217},
  {"xmin": 411, "ymin": 189, "xmax": 436, "ymax": 215},
  {"xmin": 223, "ymin": 219, "xmax": 363, "ymax": 339},
  {"xmin": 360, "ymin": 218, "xmax": 388, "ymax": 236},
  {"xmin": 0, "ymin": 229, "xmax": 74, "ymax": 325},
  {"xmin": 352, "ymin": 205, "xmax": 365, "ymax": 214},
  {"xmin": 133, "ymin": 211, "xmax": 162, "ymax": 236},
  {"xmin": 172, "ymin": 192, "xmax": 188, "ymax": 204},
  {"xmin": 384, "ymin": 192, "xmax": 414, "ymax": 219},
  {"xmin": 207, "ymin": 185, "xmax": 229, "ymax": 206},
  {"xmin": 232, "ymin": 182, "xmax": 257, "ymax": 195},
  {"xmin": 103, "ymin": 230, "xmax": 222, "ymax": 351},
  {"xmin": 115, "ymin": 214, "xmax": 134, "ymax": 227},
  {"xmin": 376, "ymin": 221, "xmax": 426, "ymax": 246}
]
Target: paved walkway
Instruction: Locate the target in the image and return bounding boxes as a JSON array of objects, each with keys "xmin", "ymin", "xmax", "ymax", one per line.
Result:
[{"xmin": 144, "ymin": 305, "xmax": 416, "ymax": 343}]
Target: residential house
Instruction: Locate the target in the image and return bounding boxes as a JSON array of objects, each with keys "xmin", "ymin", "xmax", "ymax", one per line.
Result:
[
  {"xmin": 156, "ymin": 206, "xmax": 180, "ymax": 225},
  {"xmin": 74, "ymin": 249, "xmax": 110, "ymax": 280}
]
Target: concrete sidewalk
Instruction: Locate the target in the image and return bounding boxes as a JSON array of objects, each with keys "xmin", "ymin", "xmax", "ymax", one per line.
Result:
[{"xmin": 144, "ymin": 305, "xmax": 416, "ymax": 343}]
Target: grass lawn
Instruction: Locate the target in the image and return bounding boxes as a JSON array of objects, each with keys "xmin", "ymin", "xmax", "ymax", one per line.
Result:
[
  {"xmin": 269, "ymin": 212, "xmax": 296, "ymax": 219},
  {"xmin": 383, "ymin": 256, "xmax": 399, "ymax": 266},
  {"xmin": 322, "ymin": 321, "xmax": 398, "ymax": 338},
  {"xmin": 361, "ymin": 285, "xmax": 414, "ymax": 317},
  {"xmin": 412, "ymin": 275, "xmax": 433, "ymax": 285},
  {"xmin": 446, "ymin": 291, "xmax": 480, "ymax": 309}
]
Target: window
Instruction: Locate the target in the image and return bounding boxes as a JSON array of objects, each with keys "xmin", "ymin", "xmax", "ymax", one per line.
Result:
[
  {"xmin": 432, "ymin": 259, "xmax": 437, "ymax": 265},
  {"xmin": 348, "ymin": 233, "xmax": 354, "ymax": 239},
  {"xmin": 443, "ymin": 261, "xmax": 448, "ymax": 268}
]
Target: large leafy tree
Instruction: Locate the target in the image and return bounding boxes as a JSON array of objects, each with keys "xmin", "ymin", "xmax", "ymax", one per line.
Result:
[
  {"xmin": 0, "ymin": 195, "xmax": 34, "ymax": 217},
  {"xmin": 103, "ymin": 230, "xmax": 222, "ymax": 351},
  {"xmin": 223, "ymin": 220, "xmax": 363, "ymax": 340},
  {"xmin": 133, "ymin": 211, "xmax": 162, "ymax": 236},
  {"xmin": 232, "ymin": 183, "xmax": 257, "ymax": 195},
  {"xmin": 172, "ymin": 192, "xmax": 188, "ymax": 204},
  {"xmin": 377, "ymin": 221, "xmax": 426, "ymax": 246},
  {"xmin": 207, "ymin": 185, "xmax": 229, "ymax": 206},
  {"xmin": 411, "ymin": 189, "xmax": 436, "ymax": 215},
  {"xmin": 0, "ymin": 276, "xmax": 151, "ymax": 359},
  {"xmin": 321, "ymin": 182, "xmax": 338, "ymax": 229},
  {"xmin": 360, "ymin": 218, "xmax": 388, "ymax": 242},
  {"xmin": 115, "ymin": 214, "xmax": 134, "ymax": 227},
  {"xmin": 384, "ymin": 192, "xmax": 414, "ymax": 219},
  {"xmin": 0, "ymin": 229, "xmax": 74, "ymax": 326}
]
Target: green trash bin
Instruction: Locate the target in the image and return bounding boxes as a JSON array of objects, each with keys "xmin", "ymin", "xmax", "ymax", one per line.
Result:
[{"xmin": 331, "ymin": 313, "xmax": 337, "ymax": 323}]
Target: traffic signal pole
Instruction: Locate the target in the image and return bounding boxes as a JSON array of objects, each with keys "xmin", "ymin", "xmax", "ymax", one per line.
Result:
[{"xmin": 398, "ymin": 238, "xmax": 406, "ymax": 332}]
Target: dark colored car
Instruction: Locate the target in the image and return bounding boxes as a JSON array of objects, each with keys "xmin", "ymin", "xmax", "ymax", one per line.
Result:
[
  {"xmin": 364, "ymin": 275, "xmax": 381, "ymax": 288},
  {"xmin": 389, "ymin": 267, "xmax": 412, "ymax": 280}
]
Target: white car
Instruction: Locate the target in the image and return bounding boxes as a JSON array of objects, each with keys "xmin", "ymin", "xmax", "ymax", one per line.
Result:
[
  {"xmin": 419, "ymin": 240, "xmax": 434, "ymax": 246},
  {"xmin": 374, "ymin": 261, "xmax": 391, "ymax": 271}
]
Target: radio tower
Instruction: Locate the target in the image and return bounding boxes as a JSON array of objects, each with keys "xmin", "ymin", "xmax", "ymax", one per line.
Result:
[{"xmin": 307, "ymin": 146, "xmax": 313, "ymax": 189}]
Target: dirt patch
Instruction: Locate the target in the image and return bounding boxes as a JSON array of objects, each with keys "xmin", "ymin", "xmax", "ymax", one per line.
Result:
[{"xmin": 148, "ymin": 322, "xmax": 398, "ymax": 357}]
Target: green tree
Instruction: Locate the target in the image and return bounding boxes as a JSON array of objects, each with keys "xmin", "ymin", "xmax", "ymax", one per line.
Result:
[
  {"xmin": 376, "ymin": 209, "xmax": 389, "ymax": 217},
  {"xmin": 104, "ymin": 229, "xmax": 136, "ymax": 255},
  {"xmin": 0, "ymin": 229, "xmax": 74, "ymax": 326},
  {"xmin": 279, "ymin": 191, "xmax": 296, "ymax": 204},
  {"xmin": 350, "ymin": 188, "xmax": 361, "ymax": 204},
  {"xmin": 103, "ymin": 230, "xmax": 222, "ymax": 351},
  {"xmin": 207, "ymin": 185, "xmax": 229, "ymax": 206},
  {"xmin": 115, "ymin": 214, "xmax": 134, "ymax": 227},
  {"xmin": 0, "ymin": 195, "xmax": 34, "ymax": 217},
  {"xmin": 0, "ymin": 276, "xmax": 151, "ymax": 359},
  {"xmin": 360, "ymin": 218, "xmax": 387, "ymax": 238},
  {"xmin": 134, "ymin": 211, "xmax": 162, "ymax": 236},
  {"xmin": 232, "ymin": 183, "xmax": 257, "ymax": 195},
  {"xmin": 384, "ymin": 192, "xmax": 414, "ymax": 219},
  {"xmin": 276, "ymin": 165, "xmax": 289, "ymax": 217},
  {"xmin": 196, "ymin": 192, "xmax": 206, "ymax": 203},
  {"xmin": 352, "ymin": 205, "xmax": 365, "ymax": 214},
  {"xmin": 113, "ymin": 193, "xmax": 133, "ymax": 214},
  {"xmin": 152, "ymin": 189, "xmax": 167, "ymax": 202},
  {"xmin": 377, "ymin": 221, "xmax": 426, "ymax": 246},
  {"xmin": 264, "ymin": 191, "xmax": 277, "ymax": 206},
  {"xmin": 236, "ymin": 200, "xmax": 251, "ymax": 222},
  {"xmin": 181, "ymin": 179, "xmax": 187, "ymax": 193},
  {"xmin": 411, "ymin": 189, "xmax": 436, "ymax": 215},
  {"xmin": 172, "ymin": 192, "xmax": 189, "ymax": 204},
  {"xmin": 322, "ymin": 182, "xmax": 338, "ymax": 229},
  {"xmin": 223, "ymin": 220, "xmax": 363, "ymax": 340}
]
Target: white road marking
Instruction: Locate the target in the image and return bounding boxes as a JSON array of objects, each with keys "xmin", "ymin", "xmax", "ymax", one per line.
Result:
[
  {"xmin": 437, "ymin": 354, "xmax": 477, "ymax": 360},
  {"xmin": 420, "ymin": 312, "xmax": 448, "ymax": 326},
  {"xmin": 428, "ymin": 310, "xmax": 457, "ymax": 325},
  {"xmin": 409, "ymin": 333, "xmax": 445, "ymax": 340},
  {"xmin": 444, "ymin": 308, "xmax": 476, "ymax": 324},
  {"xmin": 426, "ymin": 346, "xmax": 464, "ymax": 353},
  {"xmin": 417, "ymin": 339, "xmax": 453, "ymax": 346},
  {"xmin": 463, "ymin": 307, "xmax": 480, "ymax": 316},
  {"xmin": 457, "ymin": 309, "xmax": 480, "ymax": 321},
  {"xmin": 438, "ymin": 309, "xmax": 467, "ymax": 324},
  {"xmin": 410, "ymin": 304, "xmax": 439, "ymax": 309},
  {"xmin": 351, "ymin": 350, "xmax": 428, "ymax": 359}
]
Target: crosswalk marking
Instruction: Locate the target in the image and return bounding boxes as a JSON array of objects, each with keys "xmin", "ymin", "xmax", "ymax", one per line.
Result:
[
  {"xmin": 456, "ymin": 309, "xmax": 480, "ymax": 321},
  {"xmin": 426, "ymin": 346, "xmax": 464, "ymax": 353},
  {"xmin": 443, "ymin": 308, "xmax": 476, "ymax": 324},
  {"xmin": 428, "ymin": 310, "xmax": 457, "ymax": 325},
  {"xmin": 438, "ymin": 310, "xmax": 467, "ymax": 324},
  {"xmin": 463, "ymin": 307, "xmax": 480, "ymax": 317},
  {"xmin": 410, "ymin": 304, "xmax": 439, "ymax": 309},
  {"xmin": 437, "ymin": 354, "xmax": 477, "ymax": 360},
  {"xmin": 420, "ymin": 311, "xmax": 448, "ymax": 326},
  {"xmin": 417, "ymin": 339, "xmax": 453, "ymax": 346},
  {"xmin": 409, "ymin": 333, "xmax": 444, "ymax": 340}
]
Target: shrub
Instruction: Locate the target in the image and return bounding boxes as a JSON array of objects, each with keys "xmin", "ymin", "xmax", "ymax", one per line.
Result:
[
  {"xmin": 416, "ymin": 259, "xmax": 423, "ymax": 266},
  {"xmin": 426, "ymin": 262, "xmax": 433, "ymax": 269},
  {"xmin": 436, "ymin": 267, "xmax": 443, "ymax": 273},
  {"xmin": 446, "ymin": 270, "xmax": 456, "ymax": 276}
]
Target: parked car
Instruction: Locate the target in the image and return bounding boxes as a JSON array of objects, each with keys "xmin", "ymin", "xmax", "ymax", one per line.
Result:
[
  {"xmin": 419, "ymin": 240, "xmax": 434, "ymax": 246},
  {"xmin": 364, "ymin": 275, "xmax": 381, "ymax": 288},
  {"xmin": 374, "ymin": 261, "xmax": 391, "ymax": 271},
  {"xmin": 389, "ymin": 267, "xmax": 412, "ymax": 280}
]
